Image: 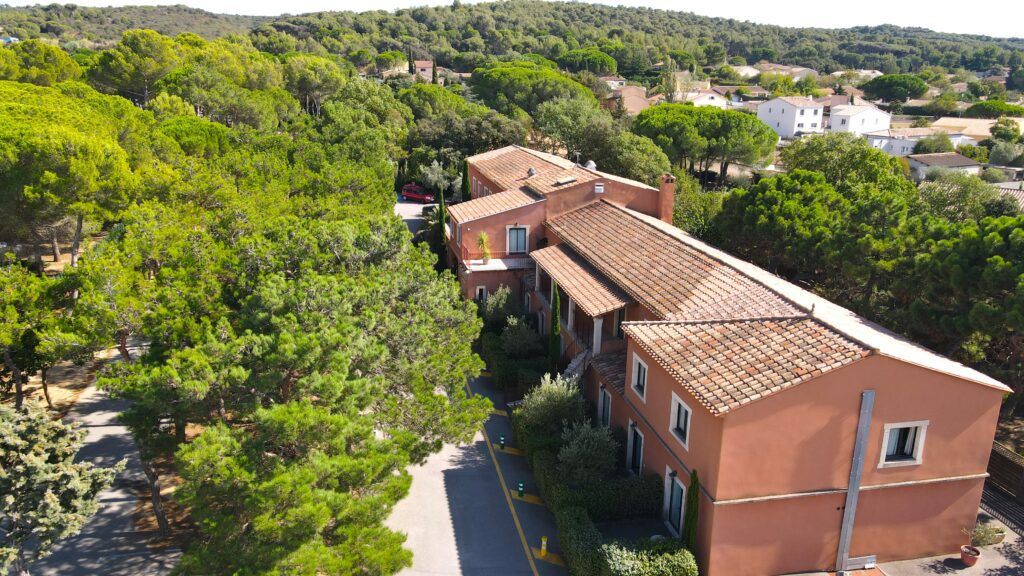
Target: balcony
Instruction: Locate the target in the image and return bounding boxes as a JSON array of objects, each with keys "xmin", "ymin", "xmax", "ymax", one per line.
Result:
[{"xmin": 457, "ymin": 244, "xmax": 534, "ymax": 271}]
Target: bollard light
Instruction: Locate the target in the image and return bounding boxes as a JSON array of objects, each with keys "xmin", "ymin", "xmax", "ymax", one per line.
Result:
[
  {"xmin": 499, "ymin": 434, "xmax": 506, "ymax": 450},
  {"xmin": 517, "ymin": 481, "xmax": 524, "ymax": 498},
  {"xmin": 541, "ymin": 536, "xmax": 548, "ymax": 557}
]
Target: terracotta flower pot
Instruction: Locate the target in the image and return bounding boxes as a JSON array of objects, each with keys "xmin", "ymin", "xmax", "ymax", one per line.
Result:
[{"xmin": 961, "ymin": 545, "xmax": 980, "ymax": 567}]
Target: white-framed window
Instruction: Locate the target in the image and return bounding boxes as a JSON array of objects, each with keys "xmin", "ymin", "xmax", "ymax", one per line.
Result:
[
  {"xmin": 598, "ymin": 388, "xmax": 612, "ymax": 428},
  {"xmin": 484, "ymin": 186, "xmax": 491, "ymax": 196},
  {"xmin": 456, "ymin": 223, "xmax": 462, "ymax": 245},
  {"xmin": 841, "ymin": 118, "xmax": 847, "ymax": 125},
  {"xmin": 627, "ymin": 421, "xmax": 644, "ymax": 475},
  {"xmin": 663, "ymin": 467, "xmax": 686, "ymax": 537},
  {"xmin": 506, "ymin": 225, "xmax": 528, "ymax": 254},
  {"xmin": 472, "ymin": 177, "xmax": 477, "ymax": 196},
  {"xmin": 811, "ymin": 123, "xmax": 818, "ymax": 128},
  {"xmin": 879, "ymin": 420, "xmax": 928, "ymax": 468},
  {"xmin": 800, "ymin": 109, "xmax": 805, "ymax": 116},
  {"xmin": 614, "ymin": 308, "xmax": 626, "ymax": 339},
  {"xmin": 474, "ymin": 286, "xmax": 487, "ymax": 301},
  {"xmin": 631, "ymin": 353, "xmax": 648, "ymax": 401},
  {"xmin": 813, "ymin": 108, "xmax": 819, "ymax": 116},
  {"xmin": 669, "ymin": 392, "xmax": 692, "ymax": 450},
  {"xmin": 797, "ymin": 122, "xmax": 804, "ymax": 128}
]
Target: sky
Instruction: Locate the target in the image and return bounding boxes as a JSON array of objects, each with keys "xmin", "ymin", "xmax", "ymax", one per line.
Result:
[{"xmin": 7, "ymin": 0, "xmax": 1024, "ymax": 39}]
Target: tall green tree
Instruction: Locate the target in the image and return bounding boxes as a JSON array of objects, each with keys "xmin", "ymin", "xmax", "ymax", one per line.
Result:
[
  {"xmin": 0, "ymin": 403, "xmax": 118, "ymax": 575},
  {"xmin": 91, "ymin": 29, "xmax": 181, "ymax": 104},
  {"xmin": 549, "ymin": 281, "xmax": 561, "ymax": 374}
]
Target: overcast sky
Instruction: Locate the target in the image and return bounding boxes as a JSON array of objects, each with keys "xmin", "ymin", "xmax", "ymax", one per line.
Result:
[{"xmin": 8, "ymin": 0, "xmax": 1024, "ymax": 39}]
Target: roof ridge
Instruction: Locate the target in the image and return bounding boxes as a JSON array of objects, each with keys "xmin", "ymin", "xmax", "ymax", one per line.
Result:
[
  {"xmin": 622, "ymin": 314, "xmax": 811, "ymax": 326},
  {"xmin": 607, "ymin": 202, "xmax": 812, "ymax": 317}
]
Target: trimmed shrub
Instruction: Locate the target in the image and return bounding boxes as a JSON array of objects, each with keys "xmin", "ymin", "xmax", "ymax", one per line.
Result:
[
  {"xmin": 558, "ymin": 421, "xmax": 619, "ymax": 487},
  {"xmin": 532, "ymin": 448, "xmax": 663, "ymax": 521},
  {"xmin": 512, "ymin": 373, "xmax": 585, "ymax": 454},
  {"xmin": 556, "ymin": 506, "xmax": 604, "ymax": 576},
  {"xmin": 501, "ymin": 316, "xmax": 543, "ymax": 359},
  {"xmin": 601, "ymin": 538, "xmax": 698, "ymax": 576}
]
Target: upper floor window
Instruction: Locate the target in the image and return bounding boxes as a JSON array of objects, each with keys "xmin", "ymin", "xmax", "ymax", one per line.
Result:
[
  {"xmin": 800, "ymin": 109, "xmax": 805, "ymax": 116},
  {"xmin": 631, "ymin": 354, "xmax": 647, "ymax": 401},
  {"xmin": 879, "ymin": 421, "xmax": 928, "ymax": 468},
  {"xmin": 670, "ymin": 392, "xmax": 692, "ymax": 449},
  {"xmin": 813, "ymin": 109, "xmax": 819, "ymax": 116},
  {"xmin": 507, "ymin": 226, "xmax": 527, "ymax": 254}
]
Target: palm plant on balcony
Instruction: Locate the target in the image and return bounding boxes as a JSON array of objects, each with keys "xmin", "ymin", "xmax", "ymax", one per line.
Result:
[{"xmin": 477, "ymin": 232, "xmax": 491, "ymax": 262}]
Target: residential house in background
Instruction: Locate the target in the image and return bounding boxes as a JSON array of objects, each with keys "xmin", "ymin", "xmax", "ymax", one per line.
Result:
[
  {"xmin": 709, "ymin": 85, "xmax": 769, "ymax": 102},
  {"xmin": 815, "ymin": 93, "xmax": 873, "ymax": 112},
  {"xmin": 671, "ymin": 70, "xmax": 711, "ymax": 94},
  {"xmin": 728, "ymin": 64, "xmax": 760, "ymax": 79},
  {"xmin": 756, "ymin": 96, "xmax": 825, "ymax": 139},
  {"xmin": 601, "ymin": 75, "xmax": 627, "ymax": 90},
  {"xmin": 0, "ymin": 35, "xmax": 18, "ymax": 45},
  {"xmin": 828, "ymin": 104, "xmax": 891, "ymax": 136},
  {"xmin": 445, "ymin": 145, "xmax": 671, "ymax": 301},
  {"xmin": 865, "ymin": 127, "xmax": 976, "ymax": 157},
  {"xmin": 603, "ymin": 85, "xmax": 652, "ymax": 116},
  {"xmin": 906, "ymin": 152, "xmax": 982, "ymax": 181},
  {"xmin": 754, "ymin": 61, "xmax": 819, "ymax": 80},
  {"xmin": 413, "ymin": 60, "xmax": 435, "ymax": 83},
  {"xmin": 931, "ymin": 117, "xmax": 1024, "ymax": 142},
  {"xmin": 677, "ymin": 89, "xmax": 728, "ymax": 109}
]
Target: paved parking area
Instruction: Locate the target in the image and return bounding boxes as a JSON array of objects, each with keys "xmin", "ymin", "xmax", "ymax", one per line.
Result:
[
  {"xmin": 394, "ymin": 195, "xmax": 435, "ymax": 237},
  {"xmin": 387, "ymin": 376, "xmax": 566, "ymax": 576}
]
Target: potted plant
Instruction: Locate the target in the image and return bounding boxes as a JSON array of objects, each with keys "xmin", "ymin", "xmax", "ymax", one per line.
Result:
[
  {"xmin": 960, "ymin": 545, "xmax": 980, "ymax": 567},
  {"xmin": 477, "ymin": 232, "xmax": 491, "ymax": 263},
  {"xmin": 964, "ymin": 522, "xmax": 1007, "ymax": 546}
]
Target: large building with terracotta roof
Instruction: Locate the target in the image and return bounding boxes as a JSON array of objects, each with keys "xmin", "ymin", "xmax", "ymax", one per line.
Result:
[
  {"xmin": 528, "ymin": 199, "xmax": 1007, "ymax": 576},
  {"xmin": 455, "ymin": 145, "xmax": 1007, "ymax": 576}
]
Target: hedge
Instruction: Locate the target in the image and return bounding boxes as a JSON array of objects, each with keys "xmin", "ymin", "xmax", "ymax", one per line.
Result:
[
  {"xmin": 556, "ymin": 506, "xmax": 605, "ymax": 576},
  {"xmin": 602, "ymin": 538, "xmax": 698, "ymax": 576},
  {"xmin": 531, "ymin": 449, "xmax": 663, "ymax": 521}
]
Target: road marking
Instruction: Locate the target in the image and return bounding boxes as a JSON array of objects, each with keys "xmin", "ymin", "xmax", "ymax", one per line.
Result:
[
  {"xmin": 492, "ymin": 443, "xmax": 524, "ymax": 456},
  {"xmin": 491, "ymin": 408, "xmax": 509, "ymax": 417},
  {"xmin": 468, "ymin": 380, "xmax": 541, "ymax": 576},
  {"xmin": 481, "ymin": 370, "xmax": 492, "ymax": 376},
  {"xmin": 510, "ymin": 490, "xmax": 545, "ymax": 506},
  {"xmin": 532, "ymin": 548, "xmax": 566, "ymax": 566}
]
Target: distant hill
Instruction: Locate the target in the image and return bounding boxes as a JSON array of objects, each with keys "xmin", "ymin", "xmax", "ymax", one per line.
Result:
[{"xmin": 0, "ymin": 4, "xmax": 267, "ymax": 46}]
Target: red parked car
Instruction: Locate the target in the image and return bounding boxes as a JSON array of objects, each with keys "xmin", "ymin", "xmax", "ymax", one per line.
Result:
[{"xmin": 400, "ymin": 183, "xmax": 435, "ymax": 203}]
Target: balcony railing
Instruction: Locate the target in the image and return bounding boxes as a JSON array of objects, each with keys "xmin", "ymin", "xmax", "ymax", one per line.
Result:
[{"xmin": 459, "ymin": 245, "xmax": 530, "ymax": 262}]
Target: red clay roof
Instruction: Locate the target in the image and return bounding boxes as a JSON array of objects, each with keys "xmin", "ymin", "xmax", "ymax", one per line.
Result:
[
  {"xmin": 546, "ymin": 201, "xmax": 802, "ymax": 321},
  {"xmin": 468, "ymin": 145, "xmax": 657, "ymax": 196},
  {"xmin": 625, "ymin": 318, "xmax": 869, "ymax": 415},
  {"xmin": 446, "ymin": 189, "xmax": 541, "ymax": 223},
  {"xmin": 591, "ymin": 352, "xmax": 627, "ymax": 395},
  {"xmin": 531, "ymin": 243, "xmax": 633, "ymax": 317}
]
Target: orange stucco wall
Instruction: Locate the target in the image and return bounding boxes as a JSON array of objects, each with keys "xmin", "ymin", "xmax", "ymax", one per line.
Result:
[{"xmin": 588, "ymin": 341, "xmax": 1003, "ymax": 576}]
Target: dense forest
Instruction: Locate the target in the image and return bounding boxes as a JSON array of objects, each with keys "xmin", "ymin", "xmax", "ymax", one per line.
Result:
[
  {"xmin": 3, "ymin": 1, "xmax": 1023, "ymax": 73},
  {"xmin": 3, "ymin": 2, "xmax": 1024, "ymax": 574}
]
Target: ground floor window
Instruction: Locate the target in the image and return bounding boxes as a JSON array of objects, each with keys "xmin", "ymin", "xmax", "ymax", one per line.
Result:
[
  {"xmin": 627, "ymin": 422, "xmax": 644, "ymax": 475},
  {"xmin": 599, "ymin": 388, "xmax": 612, "ymax": 427},
  {"xmin": 664, "ymin": 470, "xmax": 686, "ymax": 536},
  {"xmin": 474, "ymin": 286, "xmax": 487, "ymax": 301}
]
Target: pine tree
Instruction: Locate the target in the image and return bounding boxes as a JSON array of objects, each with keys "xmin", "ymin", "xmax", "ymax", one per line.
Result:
[
  {"xmin": 0, "ymin": 404, "xmax": 119, "ymax": 575},
  {"xmin": 548, "ymin": 281, "xmax": 561, "ymax": 374},
  {"xmin": 431, "ymin": 61, "xmax": 438, "ymax": 84},
  {"xmin": 683, "ymin": 469, "xmax": 700, "ymax": 548}
]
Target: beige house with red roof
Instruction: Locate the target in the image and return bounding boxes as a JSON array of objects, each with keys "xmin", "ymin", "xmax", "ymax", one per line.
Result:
[{"xmin": 452, "ymin": 145, "xmax": 1007, "ymax": 576}]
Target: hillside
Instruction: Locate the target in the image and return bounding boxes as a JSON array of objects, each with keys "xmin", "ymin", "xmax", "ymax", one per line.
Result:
[
  {"xmin": 0, "ymin": 4, "xmax": 267, "ymax": 46},
  {"xmin": 2, "ymin": 1, "xmax": 1023, "ymax": 72}
]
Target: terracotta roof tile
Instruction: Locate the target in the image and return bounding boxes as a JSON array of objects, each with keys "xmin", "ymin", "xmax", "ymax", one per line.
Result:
[
  {"xmin": 547, "ymin": 202, "xmax": 801, "ymax": 321},
  {"xmin": 446, "ymin": 189, "xmax": 542, "ymax": 223},
  {"xmin": 625, "ymin": 318, "xmax": 869, "ymax": 415},
  {"xmin": 531, "ymin": 244, "xmax": 633, "ymax": 317},
  {"xmin": 468, "ymin": 145, "xmax": 576, "ymax": 193},
  {"xmin": 907, "ymin": 152, "xmax": 979, "ymax": 167},
  {"xmin": 590, "ymin": 352, "xmax": 627, "ymax": 395}
]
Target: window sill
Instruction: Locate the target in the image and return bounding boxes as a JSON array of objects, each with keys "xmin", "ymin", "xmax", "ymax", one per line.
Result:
[
  {"xmin": 879, "ymin": 459, "xmax": 921, "ymax": 469},
  {"xmin": 671, "ymin": 429, "xmax": 689, "ymax": 451},
  {"xmin": 631, "ymin": 385, "xmax": 646, "ymax": 404}
]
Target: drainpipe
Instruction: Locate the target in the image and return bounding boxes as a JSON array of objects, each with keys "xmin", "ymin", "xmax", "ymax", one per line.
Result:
[{"xmin": 836, "ymin": 390, "xmax": 877, "ymax": 575}]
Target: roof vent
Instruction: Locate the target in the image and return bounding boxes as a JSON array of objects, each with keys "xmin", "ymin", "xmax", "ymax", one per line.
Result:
[
  {"xmin": 527, "ymin": 167, "xmax": 538, "ymax": 177},
  {"xmin": 584, "ymin": 160, "xmax": 597, "ymax": 170}
]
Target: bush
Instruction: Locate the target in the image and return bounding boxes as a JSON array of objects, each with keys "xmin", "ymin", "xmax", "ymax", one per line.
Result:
[
  {"xmin": 480, "ymin": 285, "xmax": 517, "ymax": 331},
  {"xmin": 501, "ymin": 316, "xmax": 543, "ymax": 359},
  {"xmin": 601, "ymin": 538, "xmax": 698, "ymax": 576},
  {"xmin": 512, "ymin": 373, "xmax": 585, "ymax": 454},
  {"xmin": 556, "ymin": 506, "xmax": 605, "ymax": 576},
  {"xmin": 532, "ymin": 448, "xmax": 663, "ymax": 521},
  {"xmin": 558, "ymin": 421, "xmax": 619, "ymax": 487}
]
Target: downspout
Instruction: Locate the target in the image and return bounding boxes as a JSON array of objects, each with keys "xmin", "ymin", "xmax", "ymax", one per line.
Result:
[{"xmin": 836, "ymin": 390, "xmax": 877, "ymax": 574}]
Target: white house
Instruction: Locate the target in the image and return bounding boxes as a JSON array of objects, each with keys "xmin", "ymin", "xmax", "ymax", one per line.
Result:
[
  {"xmin": 756, "ymin": 97, "xmax": 825, "ymax": 139},
  {"xmin": 865, "ymin": 128, "xmax": 977, "ymax": 157},
  {"xmin": 906, "ymin": 152, "xmax": 982, "ymax": 181},
  {"xmin": 828, "ymin": 104, "xmax": 891, "ymax": 136},
  {"xmin": 600, "ymin": 75, "xmax": 627, "ymax": 90},
  {"xmin": 678, "ymin": 89, "xmax": 728, "ymax": 109}
]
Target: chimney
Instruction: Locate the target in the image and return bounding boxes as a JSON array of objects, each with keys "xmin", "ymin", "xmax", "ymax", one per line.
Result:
[{"xmin": 658, "ymin": 173, "xmax": 676, "ymax": 224}]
